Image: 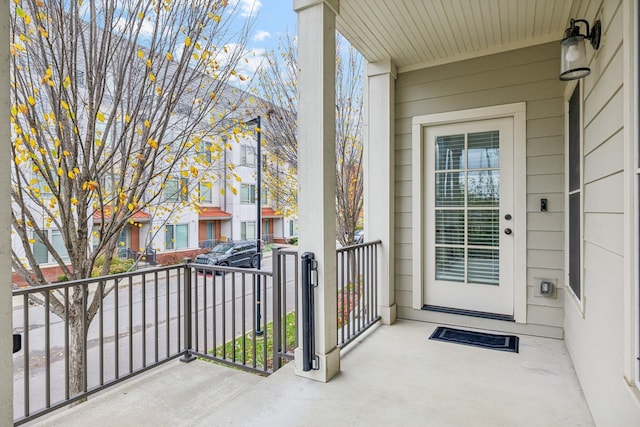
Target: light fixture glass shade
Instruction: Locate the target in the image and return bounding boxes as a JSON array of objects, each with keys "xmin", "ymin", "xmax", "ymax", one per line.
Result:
[{"xmin": 560, "ymin": 35, "xmax": 590, "ymax": 80}]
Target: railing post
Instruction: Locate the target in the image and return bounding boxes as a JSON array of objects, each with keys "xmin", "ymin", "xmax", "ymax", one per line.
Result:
[
  {"xmin": 272, "ymin": 247, "xmax": 282, "ymax": 371},
  {"xmin": 181, "ymin": 258, "xmax": 196, "ymax": 362},
  {"xmin": 301, "ymin": 252, "xmax": 318, "ymax": 371}
]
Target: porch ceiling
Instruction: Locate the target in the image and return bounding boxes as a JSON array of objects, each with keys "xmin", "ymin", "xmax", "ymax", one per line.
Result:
[{"xmin": 336, "ymin": 0, "xmax": 592, "ymax": 72}]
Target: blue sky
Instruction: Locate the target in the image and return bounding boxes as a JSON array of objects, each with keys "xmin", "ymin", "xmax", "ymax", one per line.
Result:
[
  {"xmin": 229, "ymin": 0, "xmax": 297, "ymax": 84},
  {"xmin": 250, "ymin": 1, "xmax": 297, "ymax": 52}
]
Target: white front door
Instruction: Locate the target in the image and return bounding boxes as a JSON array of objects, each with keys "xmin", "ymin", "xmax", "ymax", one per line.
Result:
[{"xmin": 424, "ymin": 117, "xmax": 514, "ymax": 316}]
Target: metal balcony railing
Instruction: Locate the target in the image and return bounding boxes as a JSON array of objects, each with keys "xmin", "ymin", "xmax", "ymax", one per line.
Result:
[
  {"xmin": 336, "ymin": 240, "xmax": 382, "ymax": 348},
  {"xmin": 11, "ymin": 242, "xmax": 379, "ymax": 425},
  {"xmin": 11, "ymin": 248, "xmax": 297, "ymax": 426}
]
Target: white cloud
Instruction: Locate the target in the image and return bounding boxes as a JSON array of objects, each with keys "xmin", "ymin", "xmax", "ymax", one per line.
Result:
[
  {"xmin": 253, "ymin": 30, "xmax": 271, "ymax": 42},
  {"xmin": 228, "ymin": 0, "xmax": 262, "ymax": 18}
]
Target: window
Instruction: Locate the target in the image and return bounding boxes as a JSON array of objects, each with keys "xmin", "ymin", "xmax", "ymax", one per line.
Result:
[
  {"xmin": 568, "ymin": 83, "xmax": 582, "ymax": 300},
  {"xmin": 199, "ymin": 182, "xmax": 212, "ymax": 203},
  {"xmin": 197, "ymin": 141, "xmax": 212, "ymax": 164},
  {"xmin": 241, "ymin": 221, "xmax": 256, "ymax": 240},
  {"xmin": 240, "ymin": 184, "xmax": 256, "ymax": 204},
  {"xmin": 33, "ymin": 174, "xmax": 53, "ymax": 198},
  {"xmin": 206, "ymin": 222, "xmax": 215, "ymax": 240},
  {"xmin": 289, "ymin": 219, "xmax": 298, "ymax": 237},
  {"xmin": 165, "ymin": 178, "xmax": 188, "ymax": 202},
  {"xmin": 165, "ymin": 224, "xmax": 189, "ymax": 250},
  {"xmin": 32, "ymin": 229, "xmax": 69, "ymax": 264},
  {"xmin": 261, "ymin": 187, "xmax": 268, "ymax": 206},
  {"xmin": 241, "ymin": 145, "xmax": 256, "ymax": 166}
]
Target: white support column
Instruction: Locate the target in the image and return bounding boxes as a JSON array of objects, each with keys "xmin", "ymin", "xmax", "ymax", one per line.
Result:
[
  {"xmin": 365, "ymin": 60, "xmax": 397, "ymax": 325},
  {"xmin": 0, "ymin": 0, "xmax": 14, "ymax": 423},
  {"xmin": 293, "ymin": 0, "xmax": 340, "ymax": 382}
]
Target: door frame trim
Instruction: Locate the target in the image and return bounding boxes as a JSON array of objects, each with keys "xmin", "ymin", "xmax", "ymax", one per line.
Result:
[{"xmin": 411, "ymin": 102, "xmax": 527, "ymax": 323}]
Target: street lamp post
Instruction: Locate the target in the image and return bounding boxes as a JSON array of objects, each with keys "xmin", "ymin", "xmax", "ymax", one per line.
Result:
[{"xmin": 245, "ymin": 116, "xmax": 263, "ymax": 335}]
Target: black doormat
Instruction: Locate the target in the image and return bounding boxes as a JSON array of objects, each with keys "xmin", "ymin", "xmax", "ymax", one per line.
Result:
[{"xmin": 429, "ymin": 326, "xmax": 519, "ymax": 353}]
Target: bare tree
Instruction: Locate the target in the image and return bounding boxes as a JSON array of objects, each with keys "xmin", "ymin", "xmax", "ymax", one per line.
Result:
[
  {"xmin": 10, "ymin": 0, "xmax": 255, "ymax": 396},
  {"xmin": 335, "ymin": 37, "xmax": 364, "ymax": 246},
  {"xmin": 254, "ymin": 33, "xmax": 364, "ymax": 242}
]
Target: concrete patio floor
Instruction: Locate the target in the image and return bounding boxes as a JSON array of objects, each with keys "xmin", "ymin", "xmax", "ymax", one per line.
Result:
[{"xmin": 33, "ymin": 320, "xmax": 594, "ymax": 426}]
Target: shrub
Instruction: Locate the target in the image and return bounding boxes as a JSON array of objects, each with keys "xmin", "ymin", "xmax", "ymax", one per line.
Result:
[{"xmin": 91, "ymin": 255, "xmax": 135, "ymax": 277}]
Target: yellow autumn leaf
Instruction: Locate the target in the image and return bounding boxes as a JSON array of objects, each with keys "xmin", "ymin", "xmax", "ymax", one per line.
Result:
[
  {"xmin": 138, "ymin": 11, "xmax": 144, "ymax": 19},
  {"xmin": 166, "ymin": 52, "xmax": 173, "ymax": 61},
  {"xmin": 97, "ymin": 111, "xmax": 105, "ymax": 122},
  {"xmin": 125, "ymin": 114, "xmax": 131, "ymax": 123},
  {"xmin": 149, "ymin": 72, "xmax": 156, "ymax": 82},
  {"xmin": 71, "ymin": 198, "xmax": 78, "ymax": 205},
  {"xmin": 128, "ymin": 203, "xmax": 134, "ymax": 211},
  {"xmin": 231, "ymin": 187, "xmax": 238, "ymax": 195},
  {"xmin": 137, "ymin": 50, "xmax": 144, "ymax": 58},
  {"xmin": 57, "ymin": 167, "xmax": 63, "ymax": 176},
  {"xmin": 184, "ymin": 36, "xmax": 191, "ymax": 47},
  {"xmin": 60, "ymin": 100, "xmax": 69, "ymax": 110},
  {"xmin": 146, "ymin": 59, "xmax": 152, "ymax": 67},
  {"xmin": 144, "ymin": 120, "xmax": 150, "ymax": 128},
  {"xmin": 29, "ymin": 239, "xmax": 36, "ymax": 244}
]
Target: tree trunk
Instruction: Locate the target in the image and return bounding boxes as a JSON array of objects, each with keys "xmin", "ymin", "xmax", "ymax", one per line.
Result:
[{"xmin": 68, "ymin": 303, "xmax": 87, "ymax": 401}]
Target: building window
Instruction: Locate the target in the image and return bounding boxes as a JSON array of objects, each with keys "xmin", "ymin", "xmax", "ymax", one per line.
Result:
[
  {"xmin": 165, "ymin": 224, "xmax": 189, "ymax": 250},
  {"xmin": 568, "ymin": 83, "xmax": 582, "ymax": 300},
  {"xmin": 241, "ymin": 145, "xmax": 256, "ymax": 166},
  {"xmin": 32, "ymin": 229, "xmax": 69, "ymax": 264},
  {"xmin": 240, "ymin": 183, "xmax": 256, "ymax": 204},
  {"xmin": 197, "ymin": 141, "xmax": 212, "ymax": 164},
  {"xmin": 199, "ymin": 182, "xmax": 212, "ymax": 203},
  {"xmin": 165, "ymin": 177, "xmax": 188, "ymax": 202},
  {"xmin": 289, "ymin": 219, "xmax": 298, "ymax": 237},
  {"xmin": 241, "ymin": 221, "xmax": 256, "ymax": 240}
]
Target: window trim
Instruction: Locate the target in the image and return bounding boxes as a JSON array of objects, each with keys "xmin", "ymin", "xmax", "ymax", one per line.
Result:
[
  {"xmin": 165, "ymin": 224, "xmax": 189, "ymax": 250},
  {"xmin": 165, "ymin": 177, "xmax": 188, "ymax": 202},
  {"xmin": 32, "ymin": 229, "xmax": 70, "ymax": 265},
  {"xmin": 240, "ymin": 221, "xmax": 256, "ymax": 240},
  {"xmin": 240, "ymin": 183, "xmax": 256, "ymax": 204}
]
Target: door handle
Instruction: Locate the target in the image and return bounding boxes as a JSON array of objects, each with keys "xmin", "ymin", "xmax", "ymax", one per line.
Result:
[{"xmin": 504, "ymin": 228, "xmax": 512, "ymax": 235}]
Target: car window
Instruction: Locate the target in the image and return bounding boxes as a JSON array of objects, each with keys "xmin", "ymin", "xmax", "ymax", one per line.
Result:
[{"xmin": 212, "ymin": 243, "xmax": 234, "ymax": 253}]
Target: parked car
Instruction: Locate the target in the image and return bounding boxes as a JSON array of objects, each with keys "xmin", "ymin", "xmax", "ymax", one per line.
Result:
[
  {"xmin": 194, "ymin": 241, "xmax": 260, "ymax": 272},
  {"xmin": 354, "ymin": 229, "xmax": 364, "ymax": 244}
]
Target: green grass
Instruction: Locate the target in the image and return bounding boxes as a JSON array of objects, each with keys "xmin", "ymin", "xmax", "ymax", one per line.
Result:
[{"xmin": 210, "ymin": 311, "xmax": 297, "ymax": 370}]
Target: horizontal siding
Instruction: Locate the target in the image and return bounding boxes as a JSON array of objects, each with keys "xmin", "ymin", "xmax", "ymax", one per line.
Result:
[
  {"xmin": 561, "ymin": 1, "xmax": 640, "ymax": 426},
  {"xmin": 527, "ymin": 135, "xmax": 564, "ymax": 157},
  {"xmin": 584, "ymin": 87, "xmax": 624, "ymax": 155},
  {"xmin": 583, "ymin": 131, "xmax": 624, "ymax": 184},
  {"xmin": 394, "ymin": 41, "xmax": 565, "ymax": 337},
  {"xmin": 584, "ymin": 172, "xmax": 624, "ymax": 213}
]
